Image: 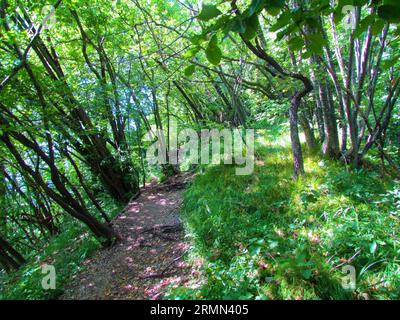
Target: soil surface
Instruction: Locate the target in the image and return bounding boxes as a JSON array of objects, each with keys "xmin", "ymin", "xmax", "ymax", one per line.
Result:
[{"xmin": 60, "ymin": 172, "xmax": 196, "ymax": 300}]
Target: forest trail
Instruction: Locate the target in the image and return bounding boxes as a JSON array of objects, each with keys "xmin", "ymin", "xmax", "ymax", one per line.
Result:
[{"xmin": 60, "ymin": 172, "xmax": 195, "ymax": 300}]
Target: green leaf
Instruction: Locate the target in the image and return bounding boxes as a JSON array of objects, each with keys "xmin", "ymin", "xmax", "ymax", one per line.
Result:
[
  {"xmin": 189, "ymin": 34, "xmax": 206, "ymax": 45},
  {"xmin": 337, "ymin": 0, "xmax": 356, "ymax": 7},
  {"xmin": 266, "ymin": 7, "xmax": 282, "ymax": 16},
  {"xmin": 198, "ymin": 4, "xmax": 222, "ymax": 21},
  {"xmin": 238, "ymin": 292, "xmax": 254, "ymax": 299},
  {"xmin": 333, "ymin": 11, "xmax": 344, "ymax": 25},
  {"xmin": 296, "ymin": 250, "xmax": 307, "ymax": 263},
  {"xmin": 304, "ymin": 17, "xmax": 320, "ymax": 30},
  {"xmin": 247, "ymin": 0, "xmax": 267, "ymax": 16},
  {"xmin": 270, "ymin": 11, "xmax": 292, "ymax": 32},
  {"xmin": 250, "ymin": 245, "xmax": 262, "ymax": 256},
  {"xmin": 275, "ymin": 23, "xmax": 297, "ymax": 41},
  {"xmin": 382, "ymin": 55, "xmax": 400, "ymax": 69},
  {"xmin": 242, "ymin": 14, "xmax": 259, "ymax": 40},
  {"xmin": 371, "ymin": 18, "xmax": 386, "ymax": 36},
  {"xmin": 354, "ymin": 15, "xmax": 375, "ymax": 38},
  {"xmin": 183, "ymin": 46, "xmax": 201, "ymax": 59},
  {"xmin": 205, "ymin": 35, "xmax": 222, "ymax": 65},
  {"xmin": 230, "ymin": 18, "xmax": 246, "ymax": 34},
  {"xmin": 378, "ymin": 5, "xmax": 400, "ymax": 22},
  {"xmin": 306, "ymin": 33, "xmax": 328, "ymax": 56},
  {"xmin": 268, "ymin": 240, "xmax": 279, "ymax": 249},
  {"xmin": 265, "ymin": 0, "xmax": 285, "ymax": 15},
  {"xmin": 184, "ymin": 65, "xmax": 196, "ymax": 77},
  {"xmin": 287, "ymin": 36, "xmax": 305, "ymax": 52}
]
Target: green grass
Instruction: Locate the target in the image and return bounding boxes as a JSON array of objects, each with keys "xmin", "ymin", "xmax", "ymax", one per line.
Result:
[
  {"xmin": 0, "ymin": 223, "xmax": 100, "ymax": 300},
  {"xmin": 0, "ymin": 197, "xmax": 121, "ymax": 300},
  {"xmin": 167, "ymin": 126, "xmax": 400, "ymax": 300},
  {"xmin": 2, "ymin": 124, "xmax": 398, "ymax": 300}
]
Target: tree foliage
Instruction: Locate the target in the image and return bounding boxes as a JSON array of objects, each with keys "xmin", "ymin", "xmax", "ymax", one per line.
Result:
[{"xmin": 0, "ymin": 0, "xmax": 399, "ymax": 299}]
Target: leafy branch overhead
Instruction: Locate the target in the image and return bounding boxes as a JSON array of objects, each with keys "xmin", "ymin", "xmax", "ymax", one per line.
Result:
[{"xmin": 190, "ymin": 0, "xmax": 400, "ymax": 66}]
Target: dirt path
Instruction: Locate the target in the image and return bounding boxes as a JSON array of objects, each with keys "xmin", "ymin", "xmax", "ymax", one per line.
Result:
[{"xmin": 60, "ymin": 172, "xmax": 195, "ymax": 300}]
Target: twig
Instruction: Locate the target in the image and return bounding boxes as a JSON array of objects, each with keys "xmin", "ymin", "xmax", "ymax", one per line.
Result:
[
  {"xmin": 326, "ymin": 253, "xmax": 338, "ymax": 264},
  {"xmin": 140, "ymin": 223, "xmax": 182, "ymax": 234},
  {"xmin": 367, "ymin": 279, "xmax": 386, "ymax": 288},
  {"xmin": 155, "ymin": 234, "xmax": 179, "ymax": 241},
  {"xmin": 334, "ymin": 249, "xmax": 362, "ymax": 269},
  {"xmin": 139, "ymin": 272, "xmax": 174, "ymax": 279},
  {"xmin": 160, "ymin": 249, "xmax": 190, "ymax": 274}
]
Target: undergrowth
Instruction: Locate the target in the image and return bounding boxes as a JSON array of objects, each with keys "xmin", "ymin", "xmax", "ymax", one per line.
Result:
[
  {"xmin": 0, "ymin": 197, "xmax": 121, "ymax": 300},
  {"xmin": 2, "ymin": 124, "xmax": 398, "ymax": 300},
  {"xmin": 167, "ymin": 125, "xmax": 400, "ymax": 300}
]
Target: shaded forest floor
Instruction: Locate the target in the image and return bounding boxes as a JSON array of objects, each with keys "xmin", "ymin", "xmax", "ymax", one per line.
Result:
[{"xmin": 60, "ymin": 172, "xmax": 197, "ymax": 300}]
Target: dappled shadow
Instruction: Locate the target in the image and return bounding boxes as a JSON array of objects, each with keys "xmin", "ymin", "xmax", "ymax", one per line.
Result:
[
  {"xmin": 60, "ymin": 172, "xmax": 196, "ymax": 300},
  {"xmin": 178, "ymin": 130, "xmax": 393, "ymax": 299}
]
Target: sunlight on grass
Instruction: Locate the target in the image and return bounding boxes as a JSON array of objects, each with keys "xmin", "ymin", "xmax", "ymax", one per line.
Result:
[{"xmin": 167, "ymin": 126, "xmax": 399, "ymax": 300}]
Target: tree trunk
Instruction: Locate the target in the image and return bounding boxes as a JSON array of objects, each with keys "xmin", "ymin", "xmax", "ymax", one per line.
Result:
[
  {"xmin": 0, "ymin": 132, "xmax": 118, "ymax": 247},
  {"xmin": 321, "ymin": 83, "xmax": 340, "ymax": 158},
  {"xmin": 0, "ymin": 234, "xmax": 26, "ymax": 271},
  {"xmin": 299, "ymin": 111, "xmax": 317, "ymax": 151},
  {"xmin": 290, "ymin": 97, "xmax": 305, "ymax": 177}
]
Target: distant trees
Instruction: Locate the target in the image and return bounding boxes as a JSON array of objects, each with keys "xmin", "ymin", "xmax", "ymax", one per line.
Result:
[
  {"xmin": 185, "ymin": 0, "xmax": 400, "ymax": 176},
  {"xmin": 270, "ymin": 0, "xmax": 400, "ymax": 173}
]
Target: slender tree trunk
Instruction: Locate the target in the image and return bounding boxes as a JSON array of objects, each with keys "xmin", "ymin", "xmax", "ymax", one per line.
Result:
[
  {"xmin": 0, "ymin": 132, "xmax": 118, "ymax": 246},
  {"xmin": 321, "ymin": 83, "xmax": 340, "ymax": 158},
  {"xmin": 0, "ymin": 234, "xmax": 26, "ymax": 270},
  {"xmin": 299, "ymin": 111, "xmax": 317, "ymax": 151},
  {"xmin": 0, "ymin": 249, "xmax": 19, "ymax": 273},
  {"xmin": 290, "ymin": 96, "xmax": 305, "ymax": 177}
]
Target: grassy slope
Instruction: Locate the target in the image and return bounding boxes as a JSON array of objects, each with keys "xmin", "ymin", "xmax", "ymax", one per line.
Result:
[
  {"xmin": 168, "ymin": 125, "xmax": 400, "ymax": 300},
  {"xmin": 0, "ymin": 200, "xmax": 121, "ymax": 300}
]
